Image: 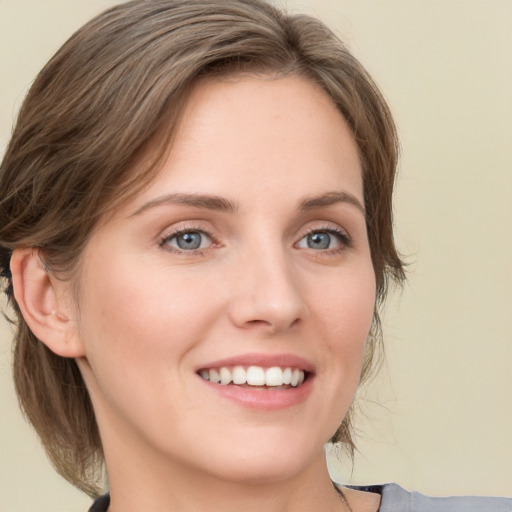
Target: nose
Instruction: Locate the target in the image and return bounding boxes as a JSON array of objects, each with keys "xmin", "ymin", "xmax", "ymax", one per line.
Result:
[{"xmin": 227, "ymin": 244, "xmax": 307, "ymax": 334}]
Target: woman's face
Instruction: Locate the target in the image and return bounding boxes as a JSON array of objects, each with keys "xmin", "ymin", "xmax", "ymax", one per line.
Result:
[{"xmin": 72, "ymin": 75, "xmax": 376, "ymax": 483}]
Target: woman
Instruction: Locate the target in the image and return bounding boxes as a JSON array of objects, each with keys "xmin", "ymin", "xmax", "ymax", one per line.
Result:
[{"xmin": 0, "ymin": 1, "xmax": 510, "ymax": 511}]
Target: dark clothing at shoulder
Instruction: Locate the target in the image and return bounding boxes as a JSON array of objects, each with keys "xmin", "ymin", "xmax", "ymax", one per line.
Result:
[
  {"xmin": 89, "ymin": 483, "xmax": 512, "ymax": 512},
  {"xmin": 89, "ymin": 493, "xmax": 110, "ymax": 512}
]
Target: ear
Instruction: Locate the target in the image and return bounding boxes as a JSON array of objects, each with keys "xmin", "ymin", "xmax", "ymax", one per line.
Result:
[{"xmin": 10, "ymin": 248, "xmax": 85, "ymax": 358}]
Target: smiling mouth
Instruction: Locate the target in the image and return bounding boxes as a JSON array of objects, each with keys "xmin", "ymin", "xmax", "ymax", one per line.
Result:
[{"xmin": 197, "ymin": 365, "xmax": 308, "ymax": 388}]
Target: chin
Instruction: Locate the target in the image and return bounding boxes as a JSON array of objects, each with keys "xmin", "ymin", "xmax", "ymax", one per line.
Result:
[
  {"xmin": 202, "ymin": 453, "xmax": 315, "ymax": 484},
  {"xmin": 180, "ymin": 426, "xmax": 329, "ymax": 484}
]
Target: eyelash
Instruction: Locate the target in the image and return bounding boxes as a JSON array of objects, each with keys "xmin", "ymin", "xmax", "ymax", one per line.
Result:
[{"xmin": 158, "ymin": 224, "xmax": 351, "ymax": 255}]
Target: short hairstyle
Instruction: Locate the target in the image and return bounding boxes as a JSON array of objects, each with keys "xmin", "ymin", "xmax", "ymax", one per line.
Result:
[{"xmin": 0, "ymin": 0, "xmax": 405, "ymax": 496}]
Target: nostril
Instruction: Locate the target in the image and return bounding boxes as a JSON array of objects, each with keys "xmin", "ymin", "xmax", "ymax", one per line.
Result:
[{"xmin": 290, "ymin": 318, "xmax": 301, "ymax": 329}]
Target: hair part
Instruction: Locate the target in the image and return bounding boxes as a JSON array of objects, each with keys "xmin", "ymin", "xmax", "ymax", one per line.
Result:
[{"xmin": 0, "ymin": 0, "xmax": 404, "ymax": 495}]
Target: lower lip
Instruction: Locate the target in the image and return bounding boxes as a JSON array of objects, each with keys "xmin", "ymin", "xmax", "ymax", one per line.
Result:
[{"xmin": 199, "ymin": 375, "xmax": 314, "ymax": 411}]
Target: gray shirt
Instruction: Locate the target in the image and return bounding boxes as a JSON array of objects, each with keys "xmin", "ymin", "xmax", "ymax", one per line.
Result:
[{"xmin": 357, "ymin": 483, "xmax": 512, "ymax": 512}]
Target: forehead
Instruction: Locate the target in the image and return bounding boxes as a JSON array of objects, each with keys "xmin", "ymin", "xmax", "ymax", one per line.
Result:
[{"xmin": 125, "ymin": 74, "xmax": 362, "ymax": 214}]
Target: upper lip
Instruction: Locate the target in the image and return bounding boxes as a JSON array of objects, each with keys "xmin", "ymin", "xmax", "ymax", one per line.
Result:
[{"xmin": 197, "ymin": 352, "xmax": 316, "ymax": 373}]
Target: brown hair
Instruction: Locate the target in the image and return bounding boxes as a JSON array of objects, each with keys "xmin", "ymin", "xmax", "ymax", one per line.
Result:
[{"xmin": 0, "ymin": 0, "xmax": 404, "ymax": 496}]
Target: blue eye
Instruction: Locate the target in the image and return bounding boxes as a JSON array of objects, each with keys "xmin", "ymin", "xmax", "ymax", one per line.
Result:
[
  {"xmin": 162, "ymin": 230, "xmax": 211, "ymax": 251},
  {"xmin": 297, "ymin": 229, "xmax": 347, "ymax": 251}
]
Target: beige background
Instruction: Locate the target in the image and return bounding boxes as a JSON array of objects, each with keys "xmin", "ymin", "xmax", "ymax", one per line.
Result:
[{"xmin": 1, "ymin": 1, "xmax": 511, "ymax": 511}]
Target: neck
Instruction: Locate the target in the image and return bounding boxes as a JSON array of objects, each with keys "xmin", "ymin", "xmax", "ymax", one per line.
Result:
[{"xmin": 105, "ymin": 443, "xmax": 347, "ymax": 512}]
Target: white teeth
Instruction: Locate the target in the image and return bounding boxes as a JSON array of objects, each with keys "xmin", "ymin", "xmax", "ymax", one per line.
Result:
[
  {"xmin": 265, "ymin": 367, "xmax": 283, "ymax": 386},
  {"xmin": 232, "ymin": 366, "xmax": 246, "ymax": 385},
  {"xmin": 246, "ymin": 366, "xmax": 266, "ymax": 386},
  {"xmin": 201, "ymin": 366, "xmax": 306, "ymax": 387},
  {"xmin": 291, "ymin": 370, "xmax": 305, "ymax": 387},
  {"xmin": 209, "ymin": 368, "xmax": 220, "ymax": 384},
  {"xmin": 220, "ymin": 367, "xmax": 232, "ymax": 385}
]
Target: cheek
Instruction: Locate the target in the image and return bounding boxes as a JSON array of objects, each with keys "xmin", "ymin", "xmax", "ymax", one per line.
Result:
[
  {"xmin": 81, "ymin": 254, "xmax": 200, "ymax": 335},
  {"xmin": 74, "ymin": 257, "xmax": 226, "ymax": 439},
  {"xmin": 75, "ymin": 256, "xmax": 219, "ymax": 390},
  {"xmin": 299, "ymin": 263, "xmax": 375, "ymax": 439},
  {"xmin": 313, "ymin": 263, "xmax": 376, "ymax": 369},
  {"xmin": 320, "ymin": 265, "xmax": 375, "ymax": 332}
]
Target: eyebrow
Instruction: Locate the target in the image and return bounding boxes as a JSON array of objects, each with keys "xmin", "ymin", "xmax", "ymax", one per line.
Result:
[
  {"xmin": 131, "ymin": 190, "xmax": 365, "ymax": 217},
  {"xmin": 297, "ymin": 191, "xmax": 365, "ymax": 215},
  {"xmin": 130, "ymin": 193, "xmax": 238, "ymax": 216}
]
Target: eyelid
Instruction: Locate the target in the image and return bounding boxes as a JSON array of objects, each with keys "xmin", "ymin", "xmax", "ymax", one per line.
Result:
[{"xmin": 301, "ymin": 223, "xmax": 349, "ymax": 237}]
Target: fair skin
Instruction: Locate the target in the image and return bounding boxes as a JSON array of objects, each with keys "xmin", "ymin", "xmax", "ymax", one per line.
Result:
[{"xmin": 12, "ymin": 75, "xmax": 380, "ymax": 512}]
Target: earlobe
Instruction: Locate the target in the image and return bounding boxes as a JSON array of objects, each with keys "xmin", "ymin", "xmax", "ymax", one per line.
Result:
[{"xmin": 10, "ymin": 248, "xmax": 84, "ymax": 358}]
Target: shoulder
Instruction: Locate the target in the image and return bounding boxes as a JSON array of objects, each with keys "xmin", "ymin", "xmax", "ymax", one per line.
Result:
[{"xmin": 362, "ymin": 483, "xmax": 512, "ymax": 512}]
